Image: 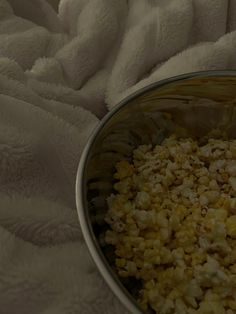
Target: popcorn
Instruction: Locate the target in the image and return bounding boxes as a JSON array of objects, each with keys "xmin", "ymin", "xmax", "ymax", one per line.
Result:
[
  {"xmin": 229, "ymin": 177, "xmax": 236, "ymax": 192},
  {"xmin": 226, "ymin": 215, "xmax": 236, "ymax": 238},
  {"xmin": 105, "ymin": 135, "xmax": 236, "ymax": 314},
  {"xmin": 226, "ymin": 160, "xmax": 236, "ymax": 176},
  {"xmin": 114, "ymin": 160, "xmax": 134, "ymax": 179},
  {"xmin": 135, "ymin": 191, "xmax": 151, "ymax": 210}
]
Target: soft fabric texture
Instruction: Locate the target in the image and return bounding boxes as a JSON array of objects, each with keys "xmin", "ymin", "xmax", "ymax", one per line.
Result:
[{"xmin": 0, "ymin": 0, "xmax": 236, "ymax": 313}]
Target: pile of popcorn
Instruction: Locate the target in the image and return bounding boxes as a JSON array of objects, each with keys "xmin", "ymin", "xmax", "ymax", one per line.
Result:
[{"xmin": 105, "ymin": 135, "xmax": 236, "ymax": 314}]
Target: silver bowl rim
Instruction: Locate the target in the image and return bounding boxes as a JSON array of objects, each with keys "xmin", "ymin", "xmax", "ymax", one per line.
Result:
[{"xmin": 75, "ymin": 70, "xmax": 236, "ymax": 314}]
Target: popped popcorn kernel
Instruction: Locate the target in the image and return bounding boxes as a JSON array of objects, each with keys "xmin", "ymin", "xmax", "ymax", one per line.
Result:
[
  {"xmin": 105, "ymin": 135, "xmax": 236, "ymax": 314},
  {"xmin": 226, "ymin": 215, "xmax": 236, "ymax": 238},
  {"xmin": 114, "ymin": 160, "xmax": 134, "ymax": 179}
]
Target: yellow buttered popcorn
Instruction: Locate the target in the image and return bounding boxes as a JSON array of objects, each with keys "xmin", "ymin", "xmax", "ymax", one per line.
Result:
[
  {"xmin": 226, "ymin": 215, "xmax": 236, "ymax": 238},
  {"xmin": 114, "ymin": 160, "xmax": 134, "ymax": 179},
  {"xmin": 105, "ymin": 135, "xmax": 236, "ymax": 314}
]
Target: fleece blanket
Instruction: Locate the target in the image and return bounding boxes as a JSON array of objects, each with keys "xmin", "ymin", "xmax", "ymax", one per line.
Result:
[{"xmin": 0, "ymin": 0, "xmax": 236, "ymax": 313}]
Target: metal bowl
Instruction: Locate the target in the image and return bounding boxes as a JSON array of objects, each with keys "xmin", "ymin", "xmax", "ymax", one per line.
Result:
[{"xmin": 76, "ymin": 71, "xmax": 236, "ymax": 314}]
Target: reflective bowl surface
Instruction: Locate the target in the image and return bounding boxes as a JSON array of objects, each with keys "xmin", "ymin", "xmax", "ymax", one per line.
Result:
[{"xmin": 76, "ymin": 71, "xmax": 236, "ymax": 314}]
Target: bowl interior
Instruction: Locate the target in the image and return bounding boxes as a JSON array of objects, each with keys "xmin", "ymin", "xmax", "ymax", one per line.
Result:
[{"xmin": 78, "ymin": 72, "xmax": 236, "ymax": 313}]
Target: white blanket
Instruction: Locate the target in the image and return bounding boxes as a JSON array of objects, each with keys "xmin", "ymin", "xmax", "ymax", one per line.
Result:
[{"xmin": 0, "ymin": 0, "xmax": 236, "ymax": 313}]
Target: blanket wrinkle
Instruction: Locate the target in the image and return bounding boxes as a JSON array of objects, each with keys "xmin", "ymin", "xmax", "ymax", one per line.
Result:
[
  {"xmin": 191, "ymin": 0, "xmax": 228, "ymax": 43},
  {"xmin": 0, "ymin": 57, "xmax": 26, "ymax": 82},
  {"xmin": 58, "ymin": 0, "xmax": 88, "ymax": 36},
  {"xmin": 7, "ymin": 0, "xmax": 63, "ymax": 32},
  {"xmin": 0, "ymin": 0, "xmax": 236, "ymax": 313},
  {"xmin": 0, "ymin": 196, "xmax": 81, "ymax": 246},
  {"xmin": 56, "ymin": 0, "xmax": 127, "ymax": 89},
  {"xmin": 106, "ymin": 0, "xmax": 193, "ymax": 105},
  {"xmin": 228, "ymin": 0, "xmax": 236, "ymax": 32},
  {"xmin": 0, "ymin": 27, "xmax": 51, "ymax": 70}
]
